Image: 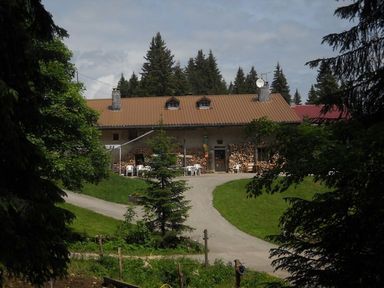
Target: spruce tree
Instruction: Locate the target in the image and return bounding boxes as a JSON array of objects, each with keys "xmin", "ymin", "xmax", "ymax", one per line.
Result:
[
  {"xmin": 306, "ymin": 84, "xmax": 318, "ymax": 104},
  {"xmin": 233, "ymin": 67, "xmax": 246, "ymax": 94},
  {"xmin": 293, "ymin": 88, "xmax": 302, "ymax": 105},
  {"xmin": 206, "ymin": 50, "xmax": 227, "ymax": 94},
  {"xmin": 117, "ymin": 73, "xmax": 130, "ymax": 97},
  {"xmin": 248, "ymin": 1, "xmax": 384, "ymax": 286},
  {"xmin": 0, "ymin": 2, "xmax": 108, "ymax": 284},
  {"xmin": 186, "ymin": 50, "xmax": 226, "ymax": 95},
  {"xmin": 271, "ymin": 62, "xmax": 291, "ymax": 104},
  {"xmin": 185, "ymin": 57, "xmax": 197, "ymax": 94},
  {"xmin": 173, "ymin": 62, "xmax": 190, "ymax": 96},
  {"xmin": 140, "ymin": 129, "xmax": 192, "ymax": 247},
  {"xmin": 314, "ymin": 62, "xmax": 340, "ymax": 105},
  {"xmin": 245, "ymin": 66, "xmax": 258, "ymax": 93},
  {"xmin": 140, "ymin": 32, "xmax": 175, "ymax": 96},
  {"xmin": 228, "ymin": 81, "xmax": 234, "ymax": 94},
  {"xmin": 128, "ymin": 72, "xmax": 140, "ymax": 96},
  {"xmin": 193, "ymin": 50, "xmax": 209, "ymax": 94}
]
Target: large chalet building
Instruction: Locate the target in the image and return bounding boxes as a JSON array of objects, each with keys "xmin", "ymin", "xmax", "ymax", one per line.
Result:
[{"xmin": 86, "ymin": 89, "xmax": 301, "ymax": 173}]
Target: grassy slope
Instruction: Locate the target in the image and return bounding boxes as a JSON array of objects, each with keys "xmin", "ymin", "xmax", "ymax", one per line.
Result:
[
  {"xmin": 58, "ymin": 202, "xmax": 122, "ymax": 237},
  {"xmin": 213, "ymin": 177, "xmax": 329, "ymax": 241},
  {"xmin": 75, "ymin": 173, "xmax": 148, "ymax": 204}
]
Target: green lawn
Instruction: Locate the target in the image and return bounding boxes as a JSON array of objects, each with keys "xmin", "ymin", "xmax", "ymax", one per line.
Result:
[
  {"xmin": 213, "ymin": 177, "xmax": 329, "ymax": 241},
  {"xmin": 58, "ymin": 202, "xmax": 122, "ymax": 237},
  {"xmin": 74, "ymin": 173, "xmax": 148, "ymax": 204}
]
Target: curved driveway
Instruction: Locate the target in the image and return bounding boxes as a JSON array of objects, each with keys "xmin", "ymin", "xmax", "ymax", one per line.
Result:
[{"xmin": 65, "ymin": 173, "xmax": 286, "ymax": 278}]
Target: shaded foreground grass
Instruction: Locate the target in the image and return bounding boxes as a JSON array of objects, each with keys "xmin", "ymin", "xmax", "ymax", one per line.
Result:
[
  {"xmin": 74, "ymin": 173, "xmax": 148, "ymax": 204},
  {"xmin": 213, "ymin": 177, "xmax": 329, "ymax": 242},
  {"xmin": 58, "ymin": 202, "xmax": 122, "ymax": 237},
  {"xmin": 60, "ymin": 203, "xmax": 202, "ymax": 255},
  {"xmin": 70, "ymin": 257, "xmax": 288, "ymax": 288}
]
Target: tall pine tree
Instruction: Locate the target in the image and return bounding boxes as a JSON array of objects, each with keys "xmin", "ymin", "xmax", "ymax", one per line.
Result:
[
  {"xmin": 0, "ymin": 2, "xmax": 108, "ymax": 284},
  {"xmin": 293, "ymin": 88, "xmax": 302, "ymax": 105},
  {"xmin": 248, "ymin": 1, "xmax": 384, "ymax": 286},
  {"xmin": 117, "ymin": 73, "xmax": 130, "ymax": 97},
  {"xmin": 233, "ymin": 67, "xmax": 246, "ymax": 94},
  {"xmin": 271, "ymin": 62, "xmax": 291, "ymax": 104},
  {"xmin": 314, "ymin": 62, "xmax": 340, "ymax": 105},
  {"xmin": 128, "ymin": 72, "xmax": 140, "ymax": 96},
  {"xmin": 245, "ymin": 66, "xmax": 258, "ymax": 93},
  {"xmin": 140, "ymin": 32, "xmax": 175, "ymax": 96},
  {"xmin": 185, "ymin": 50, "xmax": 226, "ymax": 95},
  {"xmin": 173, "ymin": 62, "xmax": 190, "ymax": 96},
  {"xmin": 140, "ymin": 128, "xmax": 192, "ymax": 247},
  {"xmin": 306, "ymin": 84, "xmax": 318, "ymax": 104},
  {"xmin": 206, "ymin": 50, "xmax": 227, "ymax": 94}
]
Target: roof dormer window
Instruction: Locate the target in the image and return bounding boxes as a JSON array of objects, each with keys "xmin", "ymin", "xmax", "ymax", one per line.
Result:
[
  {"xmin": 196, "ymin": 96, "xmax": 211, "ymax": 109},
  {"xmin": 165, "ymin": 97, "xmax": 180, "ymax": 110}
]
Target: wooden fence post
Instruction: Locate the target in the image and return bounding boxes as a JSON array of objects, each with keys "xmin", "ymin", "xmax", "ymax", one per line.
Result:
[
  {"xmin": 98, "ymin": 235, "xmax": 104, "ymax": 258},
  {"xmin": 178, "ymin": 263, "xmax": 184, "ymax": 288},
  {"xmin": 203, "ymin": 229, "xmax": 209, "ymax": 268},
  {"xmin": 118, "ymin": 247, "xmax": 123, "ymax": 280}
]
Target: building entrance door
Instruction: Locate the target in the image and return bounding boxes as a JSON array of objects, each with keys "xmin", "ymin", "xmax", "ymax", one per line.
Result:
[{"xmin": 214, "ymin": 149, "xmax": 226, "ymax": 172}]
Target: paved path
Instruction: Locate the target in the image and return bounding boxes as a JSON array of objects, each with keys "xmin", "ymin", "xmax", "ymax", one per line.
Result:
[{"xmin": 65, "ymin": 173, "xmax": 286, "ymax": 278}]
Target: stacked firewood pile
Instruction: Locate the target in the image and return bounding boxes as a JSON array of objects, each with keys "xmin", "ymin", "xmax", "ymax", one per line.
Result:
[
  {"xmin": 175, "ymin": 147, "xmax": 208, "ymax": 173},
  {"xmin": 228, "ymin": 142, "xmax": 275, "ymax": 173},
  {"xmin": 228, "ymin": 142, "xmax": 254, "ymax": 172},
  {"xmin": 113, "ymin": 147, "xmax": 209, "ymax": 174}
]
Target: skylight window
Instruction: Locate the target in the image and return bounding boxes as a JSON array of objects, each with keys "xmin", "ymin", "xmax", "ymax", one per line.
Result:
[
  {"xmin": 165, "ymin": 97, "xmax": 180, "ymax": 110},
  {"xmin": 196, "ymin": 97, "xmax": 211, "ymax": 109}
]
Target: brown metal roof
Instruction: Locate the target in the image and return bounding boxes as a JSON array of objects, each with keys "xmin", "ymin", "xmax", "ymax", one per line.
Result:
[{"xmin": 86, "ymin": 93, "xmax": 301, "ymax": 128}]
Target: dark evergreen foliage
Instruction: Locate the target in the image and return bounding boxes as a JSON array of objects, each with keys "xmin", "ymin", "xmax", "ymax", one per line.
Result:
[
  {"xmin": 128, "ymin": 72, "xmax": 141, "ymax": 96},
  {"xmin": 0, "ymin": 0, "xmax": 108, "ymax": 285},
  {"xmin": 117, "ymin": 73, "xmax": 130, "ymax": 97},
  {"xmin": 245, "ymin": 66, "xmax": 259, "ymax": 94},
  {"xmin": 271, "ymin": 62, "xmax": 291, "ymax": 104},
  {"xmin": 233, "ymin": 67, "xmax": 246, "ymax": 94},
  {"xmin": 293, "ymin": 89, "xmax": 302, "ymax": 105},
  {"xmin": 248, "ymin": 1, "xmax": 384, "ymax": 287},
  {"xmin": 186, "ymin": 50, "xmax": 227, "ymax": 95},
  {"xmin": 308, "ymin": 1, "xmax": 384, "ymax": 123},
  {"xmin": 140, "ymin": 32, "xmax": 175, "ymax": 96},
  {"xmin": 306, "ymin": 84, "xmax": 318, "ymax": 104},
  {"xmin": 314, "ymin": 62, "xmax": 340, "ymax": 105},
  {"xmin": 206, "ymin": 50, "xmax": 227, "ymax": 94},
  {"xmin": 186, "ymin": 50, "xmax": 208, "ymax": 94},
  {"xmin": 139, "ymin": 129, "xmax": 192, "ymax": 247},
  {"xmin": 173, "ymin": 62, "xmax": 190, "ymax": 96}
]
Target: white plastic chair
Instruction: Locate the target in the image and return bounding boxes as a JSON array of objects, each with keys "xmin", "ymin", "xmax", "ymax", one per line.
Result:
[
  {"xmin": 136, "ymin": 164, "xmax": 144, "ymax": 176},
  {"xmin": 126, "ymin": 165, "xmax": 134, "ymax": 176},
  {"xmin": 233, "ymin": 164, "xmax": 241, "ymax": 173},
  {"xmin": 194, "ymin": 164, "xmax": 202, "ymax": 175}
]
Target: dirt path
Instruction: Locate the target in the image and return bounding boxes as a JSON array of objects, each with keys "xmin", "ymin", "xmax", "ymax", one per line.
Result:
[{"xmin": 65, "ymin": 173, "xmax": 287, "ymax": 278}]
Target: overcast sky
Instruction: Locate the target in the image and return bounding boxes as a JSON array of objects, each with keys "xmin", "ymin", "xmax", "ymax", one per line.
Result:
[{"xmin": 42, "ymin": 0, "xmax": 349, "ymax": 101}]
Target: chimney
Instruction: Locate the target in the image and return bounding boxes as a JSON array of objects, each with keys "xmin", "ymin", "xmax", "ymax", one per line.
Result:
[
  {"xmin": 258, "ymin": 81, "xmax": 270, "ymax": 102},
  {"xmin": 111, "ymin": 88, "xmax": 121, "ymax": 110}
]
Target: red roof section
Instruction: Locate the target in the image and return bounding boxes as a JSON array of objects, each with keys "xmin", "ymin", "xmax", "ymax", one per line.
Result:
[{"xmin": 292, "ymin": 105, "xmax": 348, "ymax": 122}]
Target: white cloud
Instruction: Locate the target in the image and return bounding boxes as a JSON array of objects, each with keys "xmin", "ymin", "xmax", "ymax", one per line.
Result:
[
  {"xmin": 84, "ymin": 74, "xmax": 116, "ymax": 99},
  {"xmin": 43, "ymin": 0, "xmax": 350, "ymax": 101}
]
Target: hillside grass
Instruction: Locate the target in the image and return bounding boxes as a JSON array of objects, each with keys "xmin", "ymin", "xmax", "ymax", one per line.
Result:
[
  {"xmin": 58, "ymin": 202, "xmax": 122, "ymax": 237},
  {"xmin": 213, "ymin": 177, "xmax": 329, "ymax": 241},
  {"xmin": 74, "ymin": 173, "xmax": 148, "ymax": 204}
]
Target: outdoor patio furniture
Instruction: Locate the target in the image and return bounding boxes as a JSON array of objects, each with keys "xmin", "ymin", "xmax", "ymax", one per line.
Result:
[
  {"xmin": 186, "ymin": 165, "xmax": 196, "ymax": 176},
  {"xmin": 126, "ymin": 165, "xmax": 134, "ymax": 176},
  {"xmin": 233, "ymin": 163, "xmax": 241, "ymax": 173},
  {"xmin": 194, "ymin": 164, "xmax": 202, "ymax": 175},
  {"xmin": 136, "ymin": 164, "xmax": 144, "ymax": 176}
]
